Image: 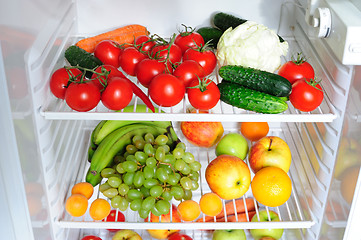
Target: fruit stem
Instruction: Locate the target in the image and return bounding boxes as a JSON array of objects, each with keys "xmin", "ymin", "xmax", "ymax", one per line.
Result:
[{"xmin": 268, "ymin": 139, "xmax": 273, "ymax": 151}]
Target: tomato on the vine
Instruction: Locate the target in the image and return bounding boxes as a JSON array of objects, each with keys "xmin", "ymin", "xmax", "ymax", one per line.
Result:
[
  {"xmin": 119, "ymin": 47, "xmax": 147, "ymax": 76},
  {"xmin": 187, "ymin": 78, "xmax": 220, "ymax": 110},
  {"xmin": 148, "ymin": 73, "xmax": 185, "ymax": 107},
  {"xmin": 102, "ymin": 209, "xmax": 125, "ymax": 232},
  {"xmin": 81, "ymin": 236, "xmax": 102, "ymax": 240},
  {"xmin": 94, "ymin": 40, "xmax": 122, "ymax": 68},
  {"xmin": 50, "ymin": 67, "xmax": 82, "ymax": 99},
  {"xmin": 183, "ymin": 45, "xmax": 217, "ymax": 76},
  {"xmin": 65, "ymin": 81, "xmax": 101, "ymax": 112},
  {"xmin": 278, "ymin": 52, "xmax": 315, "ymax": 84},
  {"xmin": 135, "ymin": 35, "xmax": 156, "ymax": 55},
  {"xmin": 289, "ymin": 78, "xmax": 324, "ymax": 112},
  {"xmin": 101, "ymin": 77, "xmax": 133, "ymax": 110},
  {"xmin": 151, "ymin": 43, "xmax": 182, "ymax": 66},
  {"xmin": 175, "ymin": 25, "xmax": 205, "ymax": 54},
  {"xmin": 91, "ymin": 65, "xmax": 125, "ymax": 91},
  {"xmin": 168, "ymin": 232, "xmax": 193, "ymax": 240},
  {"xmin": 135, "ymin": 58, "xmax": 166, "ymax": 88},
  {"xmin": 173, "ymin": 60, "xmax": 205, "ymax": 88}
]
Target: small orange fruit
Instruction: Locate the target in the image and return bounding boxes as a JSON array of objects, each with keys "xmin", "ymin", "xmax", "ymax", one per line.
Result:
[
  {"xmin": 240, "ymin": 122, "xmax": 269, "ymax": 142},
  {"xmin": 177, "ymin": 200, "xmax": 201, "ymax": 221},
  {"xmin": 65, "ymin": 194, "xmax": 88, "ymax": 217},
  {"xmin": 199, "ymin": 192, "xmax": 223, "ymax": 217},
  {"xmin": 251, "ymin": 166, "xmax": 292, "ymax": 207},
  {"xmin": 71, "ymin": 182, "xmax": 94, "ymax": 199},
  {"xmin": 89, "ymin": 198, "xmax": 111, "ymax": 221}
]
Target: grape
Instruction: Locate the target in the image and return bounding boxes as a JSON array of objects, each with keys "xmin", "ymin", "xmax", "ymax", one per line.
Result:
[
  {"xmin": 133, "ymin": 171, "xmax": 145, "ymax": 188},
  {"xmin": 132, "ymin": 135, "xmax": 144, "ymax": 144},
  {"xmin": 99, "ymin": 182, "xmax": 112, "ymax": 192},
  {"xmin": 191, "ymin": 180, "xmax": 199, "ymax": 191},
  {"xmin": 180, "ymin": 163, "xmax": 191, "ymax": 175},
  {"xmin": 176, "ymin": 142, "xmax": 186, "ymax": 151},
  {"xmin": 174, "ymin": 159, "xmax": 186, "ymax": 171},
  {"xmin": 140, "ymin": 186, "xmax": 150, "ymax": 198},
  {"xmin": 118, "ymin": 183, "xmax": 130, "ymax": 196},
  {"xmin": 158, "ymin": 144, "xmax": 170, "ymax": 153},
  {"xmin": 118, "ymin": 197, "xmax": 129, "ymax": 211},
  {"xmin": 142, "ymin": 196, "xmax": 156, "ymax": 211},
  {"xmin": 144, "ymin": 143, "xmax": 155, "ymax": 157},
  {"xmin": 183, "ymin": 189, "xmax": 193, "ymax": 200},
  {"xmin": 127, "ymin": 189, "xmax": 143, "ymax": 200},
  {"xmin": 163, "ymin": 154, "xmax": 175, "ymax": 165},
  {"xmin": 156, "ymin": 168, "xmax": 169, "ymax": 182},
  {"xmin": 189, "ymin": 171, "xmax": 199, "ymax": 181},
  {"xmin": 108, "ymin": 176, "xmax": 122, "ymax": 188},
  {"xmin": 103, "ymin": 188, "xmax": 118, "ymax": 198},
  {"xmin": 167, "ymin": 173, "xmax": 180, "ymax": 186},
  {"xmin": 161, "ymin": 189, "xmax": 172, "ymax": 201},
  {"xmin": 146, "ymin": 157, "xmax": 157, "ymax": 167},
  {"xmin": 150, "ymin": 185, "xmax": 163, "ymax": 198},
  {"xmin": 135, "ymin": 151, "xmax": 147, "ymax": 163},
  {"xmin": 151, "ymin": 205, "xmax": 162, "ymax": 216},
  {"xmin": 113, "ymin": 155, "xmax": 125, "ymax": 164},
  {"xmin": 159, "ymin": 164, "xmax": 172, "ymax": 175},
  {"xmin": 183, "ymin": 152, "xmax": 195, "ymax": 163},
  {"xmin": 130, "ymin": 198, "xmax": 143, "ymax": 211},
  {"xmin": 180, "ymin": 176, "xmax": 192, "ymax": 190},
  {"xmin": 155, "ymin": 147, "xmax": 165, "ymax": 161},
  {"xmin": 139, "ymin": 208, "xmax": 150, "ymax": 219},
  {"xmin": 155, "ymin": 200, "xmax": 170, "ymax": 215},
  {"xmin": 173, "ymin": 147, "xmax": 185, "ymax": 159},
  {"xmin": 189, "ymin": 161, "xmax": 201, "ymax": 171},
  {"xmin": 155, "ymin": 135, "xmax": 168, "ymax": 146},
  {"xmin": 144, "ymin": 132, "xmax": 155, "ymax": 144},
  {"xmin": 126, "ymin": 154, "xmax": 137, "ymax": 162},
  {"xmin": 134, "ymin": 139, "xmax": 145, "ymax": 150},
  {"xmin": 101, "ymin": 168, "xmax": 116, "ymax": 178},
  {"xmin": 123, "ymin": 172, "xmax": 135, "ymax": 186},
  {"xmin": 143, "ymin": 166, "xmax": 155, "ymax": 179},
  {"xmin": 144, "ymin": 179, "xmax": 159, "ymax": 189},
  {"xmin": 170, "ymin": 186, "xmax": 184, "ymax": 199},
  {"xmin": 111, "ymin": 195, "xmax": 123, "ymax": 209},
  {"xmin": 126, "ymin": 144, "xmax": 137, "ymax": 154},
  {"xmin": 123, "ymin": 160, "xmax": 138, "ymax": 172},
  {"xmin": 116, "ymin": 162, "xmax": 126, "ymax": 174}
]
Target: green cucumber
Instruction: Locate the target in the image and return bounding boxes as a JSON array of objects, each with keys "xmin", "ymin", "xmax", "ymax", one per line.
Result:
[
  {"xmin": 65, "ymin": 45, "xmax": 103, "ymax": 78},
  {"xmin": 217, "ymin": 81, "xmax": 288, "ymax": 114},
  {"xmin": 197, "ymin": 27, "xmax": 223, "ymax": 48},
  {"xmin": 219, "ymin": 65, "xmax": 292, "ymax": 97}
]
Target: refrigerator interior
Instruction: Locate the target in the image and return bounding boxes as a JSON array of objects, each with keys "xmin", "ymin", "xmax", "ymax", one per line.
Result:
[{"xmin": 1, "ymin": 0, "xmax": 361, "ymax": 239}]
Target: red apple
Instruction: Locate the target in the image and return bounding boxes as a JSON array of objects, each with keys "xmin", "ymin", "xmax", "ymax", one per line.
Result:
[
  {"xmin": 167, "ymin": 232, "xmax": 193, "ymax": 240},
  {"xmin": 205, "ymin": 155, "xmax": 251, "ymax": 200},
  {"xmin": 145, "ymin": 204, "xmax": 181, "ymax": 239},
  {"xmin": 249, "ymin": 136, "xmax": 292, "ymax": 174},
  {"xmin": 180, "ymin": 121, "xmax": 224, "ymax": 148}
]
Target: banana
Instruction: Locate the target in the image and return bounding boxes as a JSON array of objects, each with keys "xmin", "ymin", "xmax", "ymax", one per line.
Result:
[{"xmin": 86, "ymin": 124, "xmax": 176, "ymax": 186}]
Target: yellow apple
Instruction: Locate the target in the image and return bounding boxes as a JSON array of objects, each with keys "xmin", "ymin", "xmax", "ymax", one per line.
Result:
[
  {"xmin": 249, "ymin": 136, "xmax": 291, "ymax": 174},
  {"xmin": 205, "ymin": 155, "xmax": 251, "ymax": 200},
  {"xmin": 112, "ymin": 229, "xmax": 142, "ymax": 240}
]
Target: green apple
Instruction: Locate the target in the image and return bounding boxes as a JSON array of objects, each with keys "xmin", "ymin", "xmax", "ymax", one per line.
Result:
[
  {"xmin": 250, "ymin": 210, "xmax": 284, "ymax": 240},
  {"xmin": 212, "ymin": 229, "xmax": 246, "ymax": 240},
  {"xmin": 215, "ymin": 133, "xmax": 249, "ymax": 160}
]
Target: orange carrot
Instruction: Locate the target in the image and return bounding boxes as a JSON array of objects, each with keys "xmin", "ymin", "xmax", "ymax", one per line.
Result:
[
  {"xmin": 75, "ymin": 24, "xmax": 148, "ymax": 53},
  {"xmin": 216, "ymin": 211, "xmax": 257, "ymax": 222}
]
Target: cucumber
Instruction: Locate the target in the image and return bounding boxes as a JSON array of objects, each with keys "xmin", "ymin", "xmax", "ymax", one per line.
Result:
[
  {"xmin": 219, "ymin": 65, "xmax": 292, "ymax": 97},
  {"xmin": 197, "ymin": 27, "xmax": 223, "ymax": 48},
  {"xmin": 65, "ymin": 45, "xmax": 103, "ymax": 78},
  {"xmin": 217, "ymin": 81, "xmax": 288, "ymax": 114}
]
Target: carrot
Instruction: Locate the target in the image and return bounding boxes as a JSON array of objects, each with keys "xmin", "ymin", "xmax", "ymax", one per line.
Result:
[
  {"xmin": 197, "ymin": 211, "xmax": 256, "ymax": 223},
  {"xmin": 75, "ymin": 24, "xmax": 148, "ymax": 53}
]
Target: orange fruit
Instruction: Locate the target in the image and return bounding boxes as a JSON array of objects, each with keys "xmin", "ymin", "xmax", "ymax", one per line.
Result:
[
  {"xmin": 89, "ymin": 198, "xmax": 111, "ymax": 221},
  {"xmin": 199, "ymin": 192, "xmax": 223, "ymax": 217},
  {"xmin": 240, "ymin": 122, "xmax": 269, "ymax": 142},
  {"xmin": 71, "ymin": 182, "xmax": 94, "ymax": 199},
  {"xmin": 340, "ymin": 166, "xmax": 360, "ymax": 204},
  {"xmin": 177, "ymin": 200, "xmax": 201, "ymax": 221},
  {"xmin": 65, "ymin": 194, "xmax": 88, "ymax": 217},
  {"xmin": 251, "ymin": 166, "xmax": 292, "ymax": 207}
]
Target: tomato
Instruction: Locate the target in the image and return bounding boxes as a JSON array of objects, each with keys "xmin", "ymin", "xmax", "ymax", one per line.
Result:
[
  {"xmin": 94, "ymin": 40, "xmax": 122, "ymax": 68},
  {"xmin": 289, "ymin": 78, "xmax": 324, "ymax": 112},
  {"xmin": 65, "ymin": 82, "xmax": 101, "ymax": 112},
  {"xmin": 175, "ymin": 26, "xmax": 205, "ymax": 54},
  {"xmin": 101, "ymin": 77, "xmax": 133, "ymax": 110},
  {"xmin": 168, "ymin": 232, "xmax": 193, "ymax": 240},
  {"xmin": 135, "ymin": 58, "xmax": 166, "ymax": 88},
  {"xmin": 102, "ymin": 209, "xmax": 125, "ymax": 232},
  {"xmin": 148, "ymin": 73, "xmax": 185, "ymax": 107},
  {"xmin": 173, "ymin": 60, "xmax": 205, "ymax": 88},
  {"xmin": 187, "ymin": 78, "xmax": 220, "ymax": 110},
  {"xmin": 49, "ymin": 67, "xmax": 82, "ymax": 99},
  {"xmin": 278, "ymin": 53, "xmax": 315, "ymax": 84},
  {"xmin": 91, "ymin": 65, "xmax": 125, "ymax": 90},
  {"xmin": 183, "ymin": 46, "xmax": 217, "ymax": 76},
  {"xmin": 119, "ymin": 47, "xmax": 147, "ymax": 76},
  {"xmin": 81, "ymin": 236, "xmax": 102, "ymax": 240},
  {"xmin": 135, "ymin": 35, "xmax": 156, "ymax": 55},
  {"xmin": 151, "ymin": 43, "xmax": 182, "ymax": 66}
]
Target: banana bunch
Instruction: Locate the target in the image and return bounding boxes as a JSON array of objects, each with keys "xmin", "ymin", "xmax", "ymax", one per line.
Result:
[{"xmin": 86, "ymin": 105, "xmax": 180, "ymax": 187}]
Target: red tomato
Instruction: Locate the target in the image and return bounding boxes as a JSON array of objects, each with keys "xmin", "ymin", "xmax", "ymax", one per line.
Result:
[
  {"xmin": 175, "ymin": 27, "xmax": 205, "ymax": 54},
  {"xmin": 91, "ymin": 65, "xmax": 125, "ymax": 90},
  {"xmin": 94, "ymin": 40, "xmax": 122, "ymax": 68},
  {"xmin": 81, "ymin": 236, "xmax": 102, "ymax": 240},
  {"xmin": 173, "ymin": 60, "xmax": 205, "ymax": 88},
  {"xmin": 101, "ymin": 77, "xmax": 133, "ymax": 110},
  {"xmin": 148, "ymin": 73, "xmax": 185, "ymax": 107},
  {"xmin": 119, "ymin": 47, "xmax": 147, "ymax": 76},
  {"xmin": 50, "ymin": 67, "xmax": 82, "ymax": 99},
  {"xmin": 151, "ymin": 43, "xmax": 182, "ymax": 66},
  {"xmin": 135, "ymin": 58, "xmax": 166, "ymax": 88},
  {"xmin": 65, "ymin": 82, "xmax": 100, "ymax": 112},
  {"xmin": 278, "ymin": 53, "xmax": 315, "ymax": 84},
  {"xmin": 168, "ymin": 232, "xmax": 193, "ymax": 240},
  {"xmin": 289, "ymin": 78, "xmax": 324, "ymax": 112},
  {"xmin": 102, "ymin": 209, "xmax": 125, "ymax": 232},
  {"xmin": 187, "ymin": 78, "xmax": 220, "ymax": 110},
  {"xmin": 183, "ymin": 47, "xmax": 217, "ymax": 76},
  {"xmin": 135, "ymin": 35, "xmax": 156, "ymax": 54}
]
